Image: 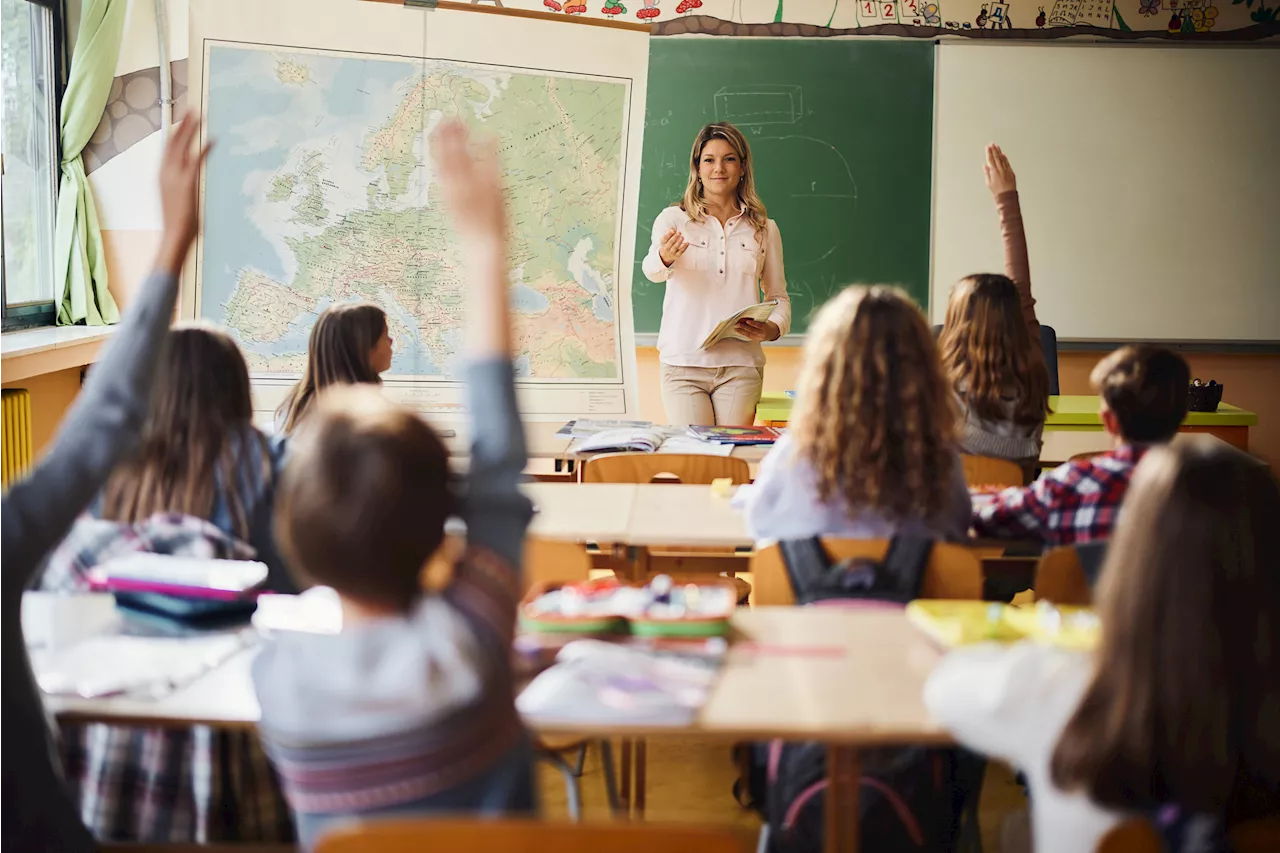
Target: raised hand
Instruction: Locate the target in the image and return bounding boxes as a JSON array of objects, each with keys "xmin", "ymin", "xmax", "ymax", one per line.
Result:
[
  {"xmin": 431, "ymin": 119, "xmax": 506, "ymax": 246},
  {"xmin": 156, "ymin": 111, "xmax": 212, "ymax": 273},
  {"xmin": 983, "ymin": 143, "xmax": 1016, "ymax": 197},
  {"xmin": 659, "ymin": 228, "xmax": 689, "ymax": 267}
]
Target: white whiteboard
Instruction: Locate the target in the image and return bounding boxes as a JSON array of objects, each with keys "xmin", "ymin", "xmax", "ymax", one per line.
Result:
[{"xmin": 932, "ymin": 44, "xmax": 1280, "ymax": 342}]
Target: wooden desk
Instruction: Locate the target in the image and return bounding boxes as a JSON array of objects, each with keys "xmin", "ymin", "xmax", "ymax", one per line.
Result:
[
  {"xmin": 442, "ymin": 422, "xmax": 768, "ymax": 479},
  {"xmin": 759, "ymin": 394, "xmax": 1258, "ymax": 451},
  {"xmin": 525, "ymin": 482, "xmax": 637, "ymax": 544},
  {"xmin": 1046, "ymin": 395, "xmax": 1256, "ymax": 449},
  {"xmin": 627, "ymin": 485, "xmax": 751, "ymax": 550},
  {"xmin": 32, "ymin": 596, "xmax": 944, "ymax": 853}
]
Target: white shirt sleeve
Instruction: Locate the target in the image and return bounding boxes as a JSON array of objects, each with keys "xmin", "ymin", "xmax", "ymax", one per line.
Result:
[
  {"xmin": 743, "ymin": 435, "xmax": 794, "ymax": 541},
  {"xmin": 924, "ymin": 642, "xmax": 1094, "ymax": 768},
  {"xmin": 642, "ymin": 208, "xmax": 677, "ymax": 284},
  {"xmin": 762, "ymin": 220, "xmax": 791, "ymax": 336}
]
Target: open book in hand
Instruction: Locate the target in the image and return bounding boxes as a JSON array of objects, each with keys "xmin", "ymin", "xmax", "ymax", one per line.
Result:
[{"xmin": 699, "ymin": 300, "xmax": 779, "ymax": 350}]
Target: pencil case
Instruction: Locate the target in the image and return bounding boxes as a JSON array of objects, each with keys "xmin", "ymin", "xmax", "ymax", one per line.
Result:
[{"xmin": 520, "ymin": 579, "xmax": 737, "ymax": 638}]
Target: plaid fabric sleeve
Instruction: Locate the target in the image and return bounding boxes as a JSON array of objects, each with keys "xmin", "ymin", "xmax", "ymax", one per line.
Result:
[{"xmin": 972, "ymin": 465, "xmax": 1068, "ymax": 541}]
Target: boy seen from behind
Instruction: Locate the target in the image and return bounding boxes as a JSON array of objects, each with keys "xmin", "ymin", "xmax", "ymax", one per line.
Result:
[
  {"xmin": 251, "ymin": 121, "xmax": 535, "ymax": 850},
  {"xmin": 973, "ymin": 345, "xmax": 1190, "ymax": 546}
]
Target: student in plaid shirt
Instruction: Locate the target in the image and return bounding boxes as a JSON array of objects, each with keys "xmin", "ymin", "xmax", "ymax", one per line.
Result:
[{"xmin": 973, "ymin": 345, "xmax": 1190, "ymax": 546}]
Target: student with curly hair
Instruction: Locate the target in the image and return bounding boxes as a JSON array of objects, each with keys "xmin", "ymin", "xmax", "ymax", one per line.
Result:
[{"xmin": 743, "ymin": 285, "xmax": 970, "ymax": 542}]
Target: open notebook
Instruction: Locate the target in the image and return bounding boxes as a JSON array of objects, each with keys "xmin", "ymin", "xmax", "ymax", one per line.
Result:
[{"xmin": 517, "ymin": 638, "xmax": 726, "ymax": 726}]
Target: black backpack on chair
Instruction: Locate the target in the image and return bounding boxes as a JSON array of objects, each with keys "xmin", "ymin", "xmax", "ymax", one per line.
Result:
[{"xmin": 733, "ymin": 536, "xmax": 986, "ymax": 853}]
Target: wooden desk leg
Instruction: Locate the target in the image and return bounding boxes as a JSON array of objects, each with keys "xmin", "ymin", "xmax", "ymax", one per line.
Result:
[
  {"xmin": 824, "ymin": 746, "xmax": 860, "ymax": 853},
  {"xmin": 624, "ymin": 545, "xmax": 650, "ymax": 584},
  {"xmin": 620, "ymin": 739, "xmax": 632, "ymax": 814},
  {"xmin": 634, "ymin": 739, "xmax": 647, "ymax": 818}
]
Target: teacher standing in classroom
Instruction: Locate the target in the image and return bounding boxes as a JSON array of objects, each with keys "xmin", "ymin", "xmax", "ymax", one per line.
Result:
[{"xmin": 642, "ymin": 122, "xmax": 790, "ymax": 427}]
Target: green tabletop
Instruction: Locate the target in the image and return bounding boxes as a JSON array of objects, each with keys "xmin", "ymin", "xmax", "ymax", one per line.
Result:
[{"xmin": 756, "ymin": 393, "xmax": 1258, "ymax": 429}]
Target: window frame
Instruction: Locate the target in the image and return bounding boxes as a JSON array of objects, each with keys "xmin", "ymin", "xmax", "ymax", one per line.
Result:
[{"xmin": 1, "ymin": 0, "xmax": 67, "ymax": 332}]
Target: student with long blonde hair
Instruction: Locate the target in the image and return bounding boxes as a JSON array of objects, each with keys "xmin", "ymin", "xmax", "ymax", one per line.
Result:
[
  {"xmin": 276, "ymin": 302, "xmax": 393, "ymax": 434},
  {"xmin": 743, "ymin": 286, "xmax": 971, "ymax": 542},
  {"xmin": 927, "ymin": 438, "xmax": 1280, "ymax": 853},
  {"xmin": 641, "ymin": 122, "xmax": 790, "ymax": 426},
  {"xmin": 938, "ymin": 145, "xmax": 1049, "ymax": 480}
]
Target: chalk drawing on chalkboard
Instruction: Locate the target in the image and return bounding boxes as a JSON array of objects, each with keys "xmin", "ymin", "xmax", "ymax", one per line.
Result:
[{"xmin": 714, "ymin": 86, "xmax": 803, "ymax": 126}]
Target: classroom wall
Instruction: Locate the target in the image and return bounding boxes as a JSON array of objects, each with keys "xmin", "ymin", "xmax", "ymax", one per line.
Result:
[
  {"xmin": 1, "ymin": 368, "xmax": 85, "ymax": 460},
  {"xmin": 73, "ymin": 0, "xmax": 1274, "ymax": 45}
]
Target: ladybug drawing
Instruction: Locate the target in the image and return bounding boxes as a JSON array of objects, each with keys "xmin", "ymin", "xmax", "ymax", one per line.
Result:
[
  {"xmin": 1036, "ymin": 5, "xmax": 1046, "ymax": 25},
  {"xmin": 1168, "ymin": 10, "xmax": 1181, "ymax": 29}
]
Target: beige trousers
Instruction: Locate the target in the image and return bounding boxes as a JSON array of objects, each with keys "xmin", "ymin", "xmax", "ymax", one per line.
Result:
[{"xmin": 659, "ymin": 364, "xmax": 764, "ymax": 427}]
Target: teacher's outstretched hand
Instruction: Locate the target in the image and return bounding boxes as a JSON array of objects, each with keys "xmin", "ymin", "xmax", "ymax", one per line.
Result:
[
  {"xmin": 659, "ymin": 228, "xmax": 689, "ymax": 267},
  {"xmin": 641, "ymin": 122, "xmax": 790, "ymax": 427}
]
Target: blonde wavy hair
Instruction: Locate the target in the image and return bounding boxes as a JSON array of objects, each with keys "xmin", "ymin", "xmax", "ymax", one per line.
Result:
[
  {"xmin": 678, "ymin": 123, "xmax": 768, "ymax": 234},
  {"xmin": 939, "ymin": 274, "xmax": 1049, "ymax": 426},
  {"xmin": 791, "ymin": 286, "xmax": 959, "ymax": 522}
]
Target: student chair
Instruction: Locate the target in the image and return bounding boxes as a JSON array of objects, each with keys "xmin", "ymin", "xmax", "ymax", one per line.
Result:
[
  {"xmin": 1097, "ymin": 817, "xmax": 1280, "ymax": 853},
  {"xmin": 314, "ymin": 819, "xmax": 753, "ymax": 853},
  {"xmin": 933, "ymin": 323, "xmax": 1060, "ymax": 396},
  {"xmin": 1034, "ymin": 545, "xmax": 1096, "ymax": 606},
  {"xmin": 523, "ymin": 537, "xmax": 594, "ymax": 595},
  {"xmin": 961, "ymin": 454, "xmax": 1025, "ymax": 489},
  {"xmin": 580, "ymin": 452, "xmax": 751, "ymax": 485},
  {"xmin": 750, "ymin": 539, "xmax": 985, "ymax": 606}
]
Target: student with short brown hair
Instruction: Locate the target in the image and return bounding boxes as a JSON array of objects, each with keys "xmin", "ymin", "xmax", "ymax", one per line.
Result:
[
  {"xmin": 972, "ymin": 344, "xmax": 1190, "ymax": 546},
  {"xmin": 743, "ymin": 285, "xmax": 971, "ymax": 542},
  {"xmin": 928, "ymin": 437, "xmax": 1280, "ymax": 853},
  {"xmin": 251, "ymin": 121, "xmax": 535, "ymax": 850}
]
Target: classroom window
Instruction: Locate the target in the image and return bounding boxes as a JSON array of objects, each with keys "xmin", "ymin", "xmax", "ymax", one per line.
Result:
[{"xmin": 1, "ymin": 0, "xmax": 62, "ymax": 331}]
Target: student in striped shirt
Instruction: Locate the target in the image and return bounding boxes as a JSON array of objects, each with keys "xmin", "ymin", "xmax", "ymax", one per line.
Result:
[{"xmin": 251, "ymin": 121, "xmax": 535, "ymax": 850}]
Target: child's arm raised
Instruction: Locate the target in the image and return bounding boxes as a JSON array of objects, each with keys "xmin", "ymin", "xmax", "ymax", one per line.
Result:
[
  {"xmin": 433, "ymin": 120, "xmax": 532, "ymax": 571},
  {"xmin": 986, "ymin": 144, "xmax": 1038, "ymax": 335},
  {"xmin": 2, "ymin": 115, "xmax": 208, "ymax": 596}
]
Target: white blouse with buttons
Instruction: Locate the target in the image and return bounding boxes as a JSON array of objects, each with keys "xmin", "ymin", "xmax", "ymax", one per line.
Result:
[{"xmin": 641, "ymin": 205, "xmax": 791, "ymax": 369}]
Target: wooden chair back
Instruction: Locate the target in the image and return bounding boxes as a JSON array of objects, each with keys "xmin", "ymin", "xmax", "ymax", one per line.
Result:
[
  {"xmin": 1231, "ymin": 816, "xmax": 1280, "ymax": 852},
  {"xmin": 1097, "ymin": 817, "xmax": 1280, "ymax": 853},
  {"xmin": 1035, "ymin": 545, "xmax": 1094, "ymax": 606},
  {"xmin": 750, "ymin": 539, "xmax": 984, "ymax": 606},
  {"xmin": 1096, "ymin": 820, "xmax": 1163, "ymax": 853},
  {"xmin": 960, "ymin": 454, "xmax": 1025, "ymax": 489},
  {"xmin": 581, "ymin": 453, "xmax": 751, "ymax": 485},
  {"xmin": 523, "ymin": 537, "xmax": 594, "ymax": 594},
  {"xmin": 315, "ymin": 819, "xmax": 751, "ymax": 853}
]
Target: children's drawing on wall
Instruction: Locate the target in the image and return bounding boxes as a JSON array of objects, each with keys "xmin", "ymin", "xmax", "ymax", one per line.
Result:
[{"xmin": 487, "ymin": 0, "xmax": 1273, "ymax": 36}]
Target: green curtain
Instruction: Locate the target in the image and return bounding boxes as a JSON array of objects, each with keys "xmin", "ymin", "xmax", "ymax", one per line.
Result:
[{"xmin": 53, "ymin": 0, "xmax": 127, "ymax": 326}]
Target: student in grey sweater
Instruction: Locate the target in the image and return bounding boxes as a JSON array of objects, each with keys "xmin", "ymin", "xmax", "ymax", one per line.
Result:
[
  {"xmin": 252, "ymin": 121, "xmax": 535, "ymax": 850},
  {"xmin": 1, "ymin": 115, "xmax": 208, "ymax": 852}
]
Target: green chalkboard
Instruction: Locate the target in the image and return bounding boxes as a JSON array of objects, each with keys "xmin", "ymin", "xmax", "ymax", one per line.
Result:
[{"xmin": 632, "ymin": 39, "xmax": 934, "ymax": 335}]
